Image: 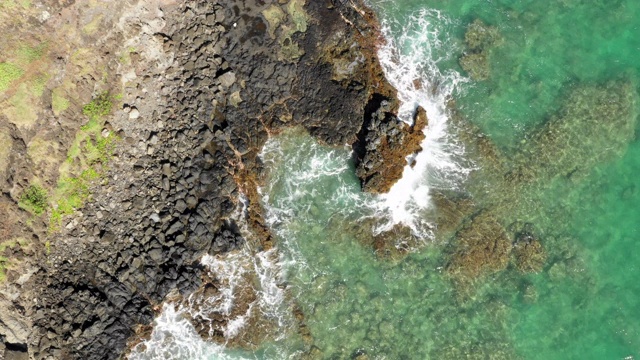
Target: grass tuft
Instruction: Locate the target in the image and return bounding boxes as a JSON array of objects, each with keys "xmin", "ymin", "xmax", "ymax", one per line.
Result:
[
  {"xmin": 82, "ymin": 91, "xmax": 113, "ymax": 121},
  {"xmin": 19, "ymin": 183, "xmax": 48, "ymax": 215}
]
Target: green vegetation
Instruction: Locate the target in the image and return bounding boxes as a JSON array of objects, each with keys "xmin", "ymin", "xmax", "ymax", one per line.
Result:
[
  {"xmin": 0, "ymin": 1, "xmax": 13, "ymax": 8},
  {"xmin": 51, "ymin": 87, "xmax": 70, "ymax": 115},
  {"xmin": 0, "ymin": 62, "xmax": 24, "ymax": 92},
  {"xmin": 31, "ymin": 73, "xmax": 48, "ymax": 95},
  {"xmin": 50, "ymin": 168, "xmax": 99, "ymax": 228},
  {"xmin": 16, "ymin": 42, "xmax": 47, "ymax": 66},
  {"xmin": 82, "ymin": 14, "xmax": 102, "ymax": 35},
  {"xmin": 262, "ymin": 5, "xmax": 286, "ymax": 39},
  {"xmin": 0, "ymin": 256, "xmax": 7, "ymax": 282},
  {"xmin": 0, "ymin": 0, "xmax": 29, "ymax": 9},
  {"xmin": 82, "ymin": 91, "xmax": 113, "ymax": 121},
  {"xmin": 5, "ymin": 80, "xmax": 42, "ymax": 126},
  {"xmin": 49, "ymin": 92, "xmax": 117, "ymax": 230},
  {"xmin": 19, "ymin": 183, "xmax": 48, "ymax": 215},
  {"xmin": 117, "ymin": 47, "xmax": 136, "ymax": 66},
  {"xmin": 287, "ymin": 0, "xmax": 308, "ymax": 33}
]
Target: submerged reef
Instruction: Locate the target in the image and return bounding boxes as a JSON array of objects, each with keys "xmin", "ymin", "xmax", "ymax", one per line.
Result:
[
  {"xmin": 447, "ymin": 210, "xmax": 511, "ymax": 278},
  {"xmin": 444, "ymin": 80, "xmax": 637, "ymax": 281},
  {"xmin": 509, "ymin": 81, "xmax": 638, "ymax": 184},
  {"xmin": 459, "ymin": 19, "xmax": 502, "ymax": 81}
]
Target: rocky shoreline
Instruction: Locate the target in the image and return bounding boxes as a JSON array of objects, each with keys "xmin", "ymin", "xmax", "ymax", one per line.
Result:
[
  {"xmin": 0, "ymin": 0, "xmax": 618, "ymax": 358},
  {"xmin": 0, "ymin": 0, "xmax": 418, "ymax": 358}
]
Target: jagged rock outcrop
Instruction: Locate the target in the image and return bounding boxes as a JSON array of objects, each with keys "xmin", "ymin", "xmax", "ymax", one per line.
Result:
[{"xmin": 353, "ymin": 103, "xmax": 428, "ymax": 193}]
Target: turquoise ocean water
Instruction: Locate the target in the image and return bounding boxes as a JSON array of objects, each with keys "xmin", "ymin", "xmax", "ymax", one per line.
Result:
[{"xmin": 130, "ymin": 1, "xmax": 640, "ymax": 359}]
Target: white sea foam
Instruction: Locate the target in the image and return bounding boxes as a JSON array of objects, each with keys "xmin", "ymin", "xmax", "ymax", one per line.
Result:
[
  {"xmin": 129, "ymin": 247, "xmax": 293, "ymax": 359},
  {"xmin": 372, "ymin": 9, "xmax": 472, "ymax": 237},
  {"xmin": 128, "ymin": 304, "xmax": 249, "ymax": 360},
  {"xmin": 194, "ymin": 252, "xmax": 252, "ymax": 319},
  {"xmin": 253, "ymin": 248, "xmax": 291, "ymax": 334}
]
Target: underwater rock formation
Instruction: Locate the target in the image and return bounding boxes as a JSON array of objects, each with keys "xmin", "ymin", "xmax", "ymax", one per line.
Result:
[
  {"xmin": 447, "ymin": 211, "xmax": 512, "ymax": 278},
  {"xmin": 509, "ymin": 81, "xmax": 638, "ymax": 183},
  {"xmin": 444, "ymin": 81, "xmax": 636, "ymax": 281},
  {"xmin": 459, "ymin": 19, "xmax": 502, "ymax": 81}
]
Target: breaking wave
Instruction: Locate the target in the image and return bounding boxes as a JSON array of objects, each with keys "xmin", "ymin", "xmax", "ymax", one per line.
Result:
[
  {"xmin": 128, "ymin": 246, "xmax": 292, "ymax": 360},
  {"xmin": 372, "ymin": 8, "xmax": 472, "ymax": 237}
]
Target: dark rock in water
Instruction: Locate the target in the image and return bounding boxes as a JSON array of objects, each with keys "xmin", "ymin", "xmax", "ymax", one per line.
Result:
[
  {"xmin": 512, "ymin": 224, "xmax": 546, "ymax": 273},
  {"xmin": 459, "ymin": 52, "xmax": 490, "ymax": 81},
  {"xmin": 513, "ymin": 238, "xmax": 546, "ymax": 273},
  {"xmin": 353, "ymin": 103, "xmax": 427, "ymax": 193},
  {"xmin": 430, "ymin": 191, "xmax": 475, "ymax": 238},
  {"xmin": 464, "ymin": 19, "xmax": 501, "ymax": 51},
  {"xmin": 509, "ymin": 81, "xmax": 638, "ymax": 185}
]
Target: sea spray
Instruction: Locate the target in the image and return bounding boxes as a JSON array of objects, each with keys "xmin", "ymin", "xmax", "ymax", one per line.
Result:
[
  {"xmin": 259, "ymin": 128, "xmax": 370, "ymax": 273},
  {"xmin": 128, "ymin": 246, "xmax": 293, "ymax": 360},
  {"xmin": 253, "ymin": 249, "xmax": 290, "ymax": 333},
  {"xmin": 188, "ymin": 251, "xmax": 254, "ymax": 337},
  {"xmin": 128, "ymin": 304, "xmax": 248, "ymax": 360},
  {"xmin": 257, "ymin": 11, "xmax": 472, "ymax": 243},
  {"xmin": 372, "ymin": 9, "xmax": 472, "ymax": 237}
]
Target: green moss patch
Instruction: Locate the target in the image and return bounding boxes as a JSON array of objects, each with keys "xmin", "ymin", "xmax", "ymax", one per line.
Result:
[
  {"xmin": 281, "ymin": 0, "xmax": 308, "ymax": 61},
  {"xmin": 0, "ymin": 62, "xmax": 24, "ymax": 92},
  {"xmin": 3, "ymin": 76, "xmax": 47, "ymax": 127},
  {"xmin": 82, "ymin": 14, "xmax": 104, "ymax": 35},
  {"xmin": 82, "ymin": 91, "xmax": 113, "ymax": 120},
  {"xmin": 0, "ymin": 255, "xmax": 8, "ymax": 282},
  {"xmin": 262, "ymin": 5, "xmax": 286, "ymax": 39},
  {"xmin": 15, "ymin": 42, "xmax": 47, "ymax": 66},
  {"xmin": 50, "ymin": 168, "xmax": 99, "ymax": 228},
  {"xmin": 0, "ymin": 132, "xmax": 12, "ymax": 174},
  {"xmin": 287, "ymin": 0, "xmax": 308, "ymax": 33}
]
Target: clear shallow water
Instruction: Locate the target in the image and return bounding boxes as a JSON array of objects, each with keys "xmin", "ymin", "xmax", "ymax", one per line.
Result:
[
  {"xmin": 259, "ymin": 129, "xmax": 517, "ymax": 359},
  {"xmin": 131, "ymin": 1, "xmax": 640, "ymax": 359},
  {"xmin": 366, "ymin": 0, "xmax": 640, "ymax": 358}
]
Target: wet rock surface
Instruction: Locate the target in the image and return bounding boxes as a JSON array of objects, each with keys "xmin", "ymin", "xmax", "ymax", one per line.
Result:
[{"xmin": 353, "ymin": 101, "xmax": 428, "ymax": 193}]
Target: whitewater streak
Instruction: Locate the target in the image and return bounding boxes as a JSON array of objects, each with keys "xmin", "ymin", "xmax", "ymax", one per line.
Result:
[{"xmin": 372, "ymin": 8, "xmax": 471, "ymax": 237}]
